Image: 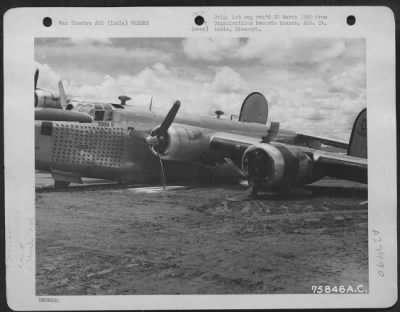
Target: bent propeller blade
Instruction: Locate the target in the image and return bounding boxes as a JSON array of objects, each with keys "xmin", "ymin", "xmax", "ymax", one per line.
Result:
[{"xmin": 224, "ymin": 157, "xmax": 246, "ymax": 178}]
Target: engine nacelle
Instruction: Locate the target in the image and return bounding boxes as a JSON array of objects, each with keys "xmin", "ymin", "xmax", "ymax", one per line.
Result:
[
  {"xmin": 35, "ymin": 89, "xmax": 62, "ymax": 108},
  {"xmin": 242, "ymin": 143, "xmax": 314, "ymax": 189},
  {"xmin": 149, "ymin": 125, "xmax": 212, "ymax": 161},
  {"xmin": 35, "ymin": 108, "xmax": 93, "ymax": 123}
]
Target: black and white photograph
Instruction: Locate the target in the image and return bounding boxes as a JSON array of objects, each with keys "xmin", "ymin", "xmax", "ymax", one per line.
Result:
[
  {"xmin": 4, "ymin": 6, "xmax": 397, "ymax": 310},
  {"xmin": 34, "ymin": 37, "xmax": 368, "ymax": 295}
]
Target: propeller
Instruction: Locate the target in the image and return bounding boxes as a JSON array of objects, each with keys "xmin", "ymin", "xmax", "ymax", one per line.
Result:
[
  {"xmin": 34, "ymin": 68, "xmax": 66, "ymax": 109},
  {"xmin": 224, "ymin": 157, "xmax": 246, "ymax": 178},
  {"xmin": 149, "ymin": 96, "xmax": 153, "ymax": 112},
  {"xmin": 157, "ymin": 152, "xmax": 167, "ymax": 189},
  {"xmin": 34, "ymin": 69, "xmax": 39, "ymax": 90},
  {"xmin": 145, "ymin": 100, "xmax": 181, "ymax": 189},
  {"xmin": 34, "ymin": 69, "xmax": 39, "ymax": 107},
  {"xmin": 156, "ymin": 100, "xmax": 181, "ymax": 137},
  {"xmin": 58, "ymin": 80, "xmax": 68, "ymax": 108},
  {"xmin": 145, "ymin": 100, "xmax": 181, "ymax": 154}
]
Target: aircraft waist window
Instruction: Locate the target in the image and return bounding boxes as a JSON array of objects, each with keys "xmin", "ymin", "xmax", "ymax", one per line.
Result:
[{"xmin": 40, "ymin": 121, "xmax": 53, "ymax": 136}]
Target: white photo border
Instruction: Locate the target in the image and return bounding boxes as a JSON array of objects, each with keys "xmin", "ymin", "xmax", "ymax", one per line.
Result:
[{"xmin": 4, "ymin": 6, "xmax": 397, "ymax": 310}]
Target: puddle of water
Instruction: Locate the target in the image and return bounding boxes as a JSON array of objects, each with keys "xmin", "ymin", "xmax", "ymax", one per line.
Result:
[{"xmin": 124, "ymin": 186, "xmax": 188, "ymax": 194}]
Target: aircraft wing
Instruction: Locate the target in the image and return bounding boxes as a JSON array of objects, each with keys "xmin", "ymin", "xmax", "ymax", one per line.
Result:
[
  {"xmin": 145, "ymin": 103, "xmax": 367, "ymax": 189},
  {"xmin": 311, "ymin": 150, "xmax": 367, "ymax": 183},
  {"xmin": 209, "ymin": 132, "xmax": 367, "ymax": 184},
  {"xmin": 312, "ymin": 150, "xmax": 367, "ymax": 167},
  {"xmin": 210, "ymin": 132, "xmax": 260, "ymax": 163},
  {"xmin": 293, "ymin": 133, "xmax": 349, "ymax": 149},
  {"xmin": 211, "ymin": 132, "xmax": 261, "ymax": 147}
]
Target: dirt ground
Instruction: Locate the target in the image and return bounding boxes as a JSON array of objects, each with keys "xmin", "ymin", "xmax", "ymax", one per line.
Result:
[{"xmin": 36, "ymin": 176, "xmax": 368, "ymax": 295}]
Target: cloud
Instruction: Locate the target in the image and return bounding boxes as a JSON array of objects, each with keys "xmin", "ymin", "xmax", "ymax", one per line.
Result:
[
  {"xmin": 35, "ymin": 38, "xmax": 174, "ymax": 81},
  {"xmin": 239, "ymin": 38, "xmax": 346, "ymax": 65},
  {"xmin": 290, "ymin": 39, "xmax": 346, "ymax": 64},
  {"xmin": 182, "ymin": 38, "xmax": 348, "ymax": 66},
  {"xmin": 68, "ymin": 37, "xmax": 113, "ymax": 46},
  {"xmin": 152, "ymin": 62, "xmax": 171, "ymax": 75},
  {"xmin": 39, "ymin": 62, "xmax": 249, "ymax": 118},
  {"xmin": 328, "ymin": 63, "xmax": 366, "ymax": 99},
  {"xmin": 37, "ymin": 45, "xmax": 173, "ymax": 64},
  {"xmin": 209, "ymin": 92, "xmax": 244, "ymax": 115},
  {"xmin": 211, "ymin": 66, "xmax": 248, "ymax": 93},
  {"xmin": 34, "ymin": 61, "xmax": 62, "ymax": 91},
  {"xmin": 236, "ymin": 38, "xmax": 288, "ymax": 63},
  {"xmin": 182, "ymin": 38, "xmax": 241, "ymax": 61},
  {"xmin": 35, "ymin": 37, "xmax": 366, "ymax": 141}
]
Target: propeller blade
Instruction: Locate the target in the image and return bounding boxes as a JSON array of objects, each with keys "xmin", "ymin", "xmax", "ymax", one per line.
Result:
[
  {"xmin": 157, "ymin": 152, "xmax": 167, "ymax": 190},
  {"xmin": 145, "ymin": 100, "xmax": 181, "ymax": 152},
  {"xmin": 34, "ymin": 69, "xmax": 39, "ymax": 90},
  {"xmin": 157, "ymin": 100, "xmax": 181, "ymax": 135},
  {"xmin": 224, "ymin": 157, "xmax": 246, "ymax": 178},
  {"xmin": 149, "ymin": 96, "xmax": 153, "ymax": 112},
  {"xmin": 144, "ymin": 100, "xmax": 181, "ymax": 188},
  {"xmin": 58, "ymin": 80, "xmax": 68, "ymax": 108}
]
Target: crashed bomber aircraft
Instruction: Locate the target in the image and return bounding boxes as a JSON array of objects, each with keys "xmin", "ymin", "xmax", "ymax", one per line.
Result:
[{"xmin": 35, "ymin": 83, "xmax": 367, "ymax": 194}]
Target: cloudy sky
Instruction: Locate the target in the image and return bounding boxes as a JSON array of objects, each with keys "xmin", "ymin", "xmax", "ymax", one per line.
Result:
[{"xmin": 35, "ymin": 37, "xmax": 366, "ymax": 140}]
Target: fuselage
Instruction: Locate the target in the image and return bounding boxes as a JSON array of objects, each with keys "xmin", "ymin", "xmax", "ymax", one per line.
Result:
[{"xmin": 35, "ymin": 108, "xmax": 297, "ymax": 184}]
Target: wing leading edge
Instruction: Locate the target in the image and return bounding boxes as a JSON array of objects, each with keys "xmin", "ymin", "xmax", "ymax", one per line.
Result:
[{"xmin": 293, "ymin": 133, "xmax": 349, "ymax": 149}]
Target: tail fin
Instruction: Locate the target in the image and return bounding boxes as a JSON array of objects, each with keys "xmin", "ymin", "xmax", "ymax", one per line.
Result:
[
  {"xmin": 239, "ymin": 92, "xmax": 268, "ymax": 124},
  {"xmin": 348, "ymin": 108, "xmax": 367, "ymax": 158}
]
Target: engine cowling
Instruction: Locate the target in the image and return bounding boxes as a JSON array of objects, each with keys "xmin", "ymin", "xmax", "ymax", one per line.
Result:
[
  {"xmin": 148, "ymin": 125, "xmax": 212, "ymax": 161},
  {"xmin": 242, "ymin": 143, "xmax": 315, "ymax": 189},
  {"xmin": 35, "ymin": 108, "xmax": 93, "ymax": 123},
  {"xmin": 35, "ymin": 89, "xmax": 62, "ymax": 108}
]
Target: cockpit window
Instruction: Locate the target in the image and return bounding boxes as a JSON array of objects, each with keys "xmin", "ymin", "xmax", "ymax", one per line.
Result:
[
  {"xmin": 103, "ymin": 103, "xmax": 113, "ymax": 110},
  {"xmin": 94, "ymin": 110, "xmax": 105, "ymax": 121}
]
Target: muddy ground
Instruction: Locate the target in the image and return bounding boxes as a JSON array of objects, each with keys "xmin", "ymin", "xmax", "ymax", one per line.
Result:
[{"xmin": 36, "ymin": 176, "xmax": 368, "ymax": 295}]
